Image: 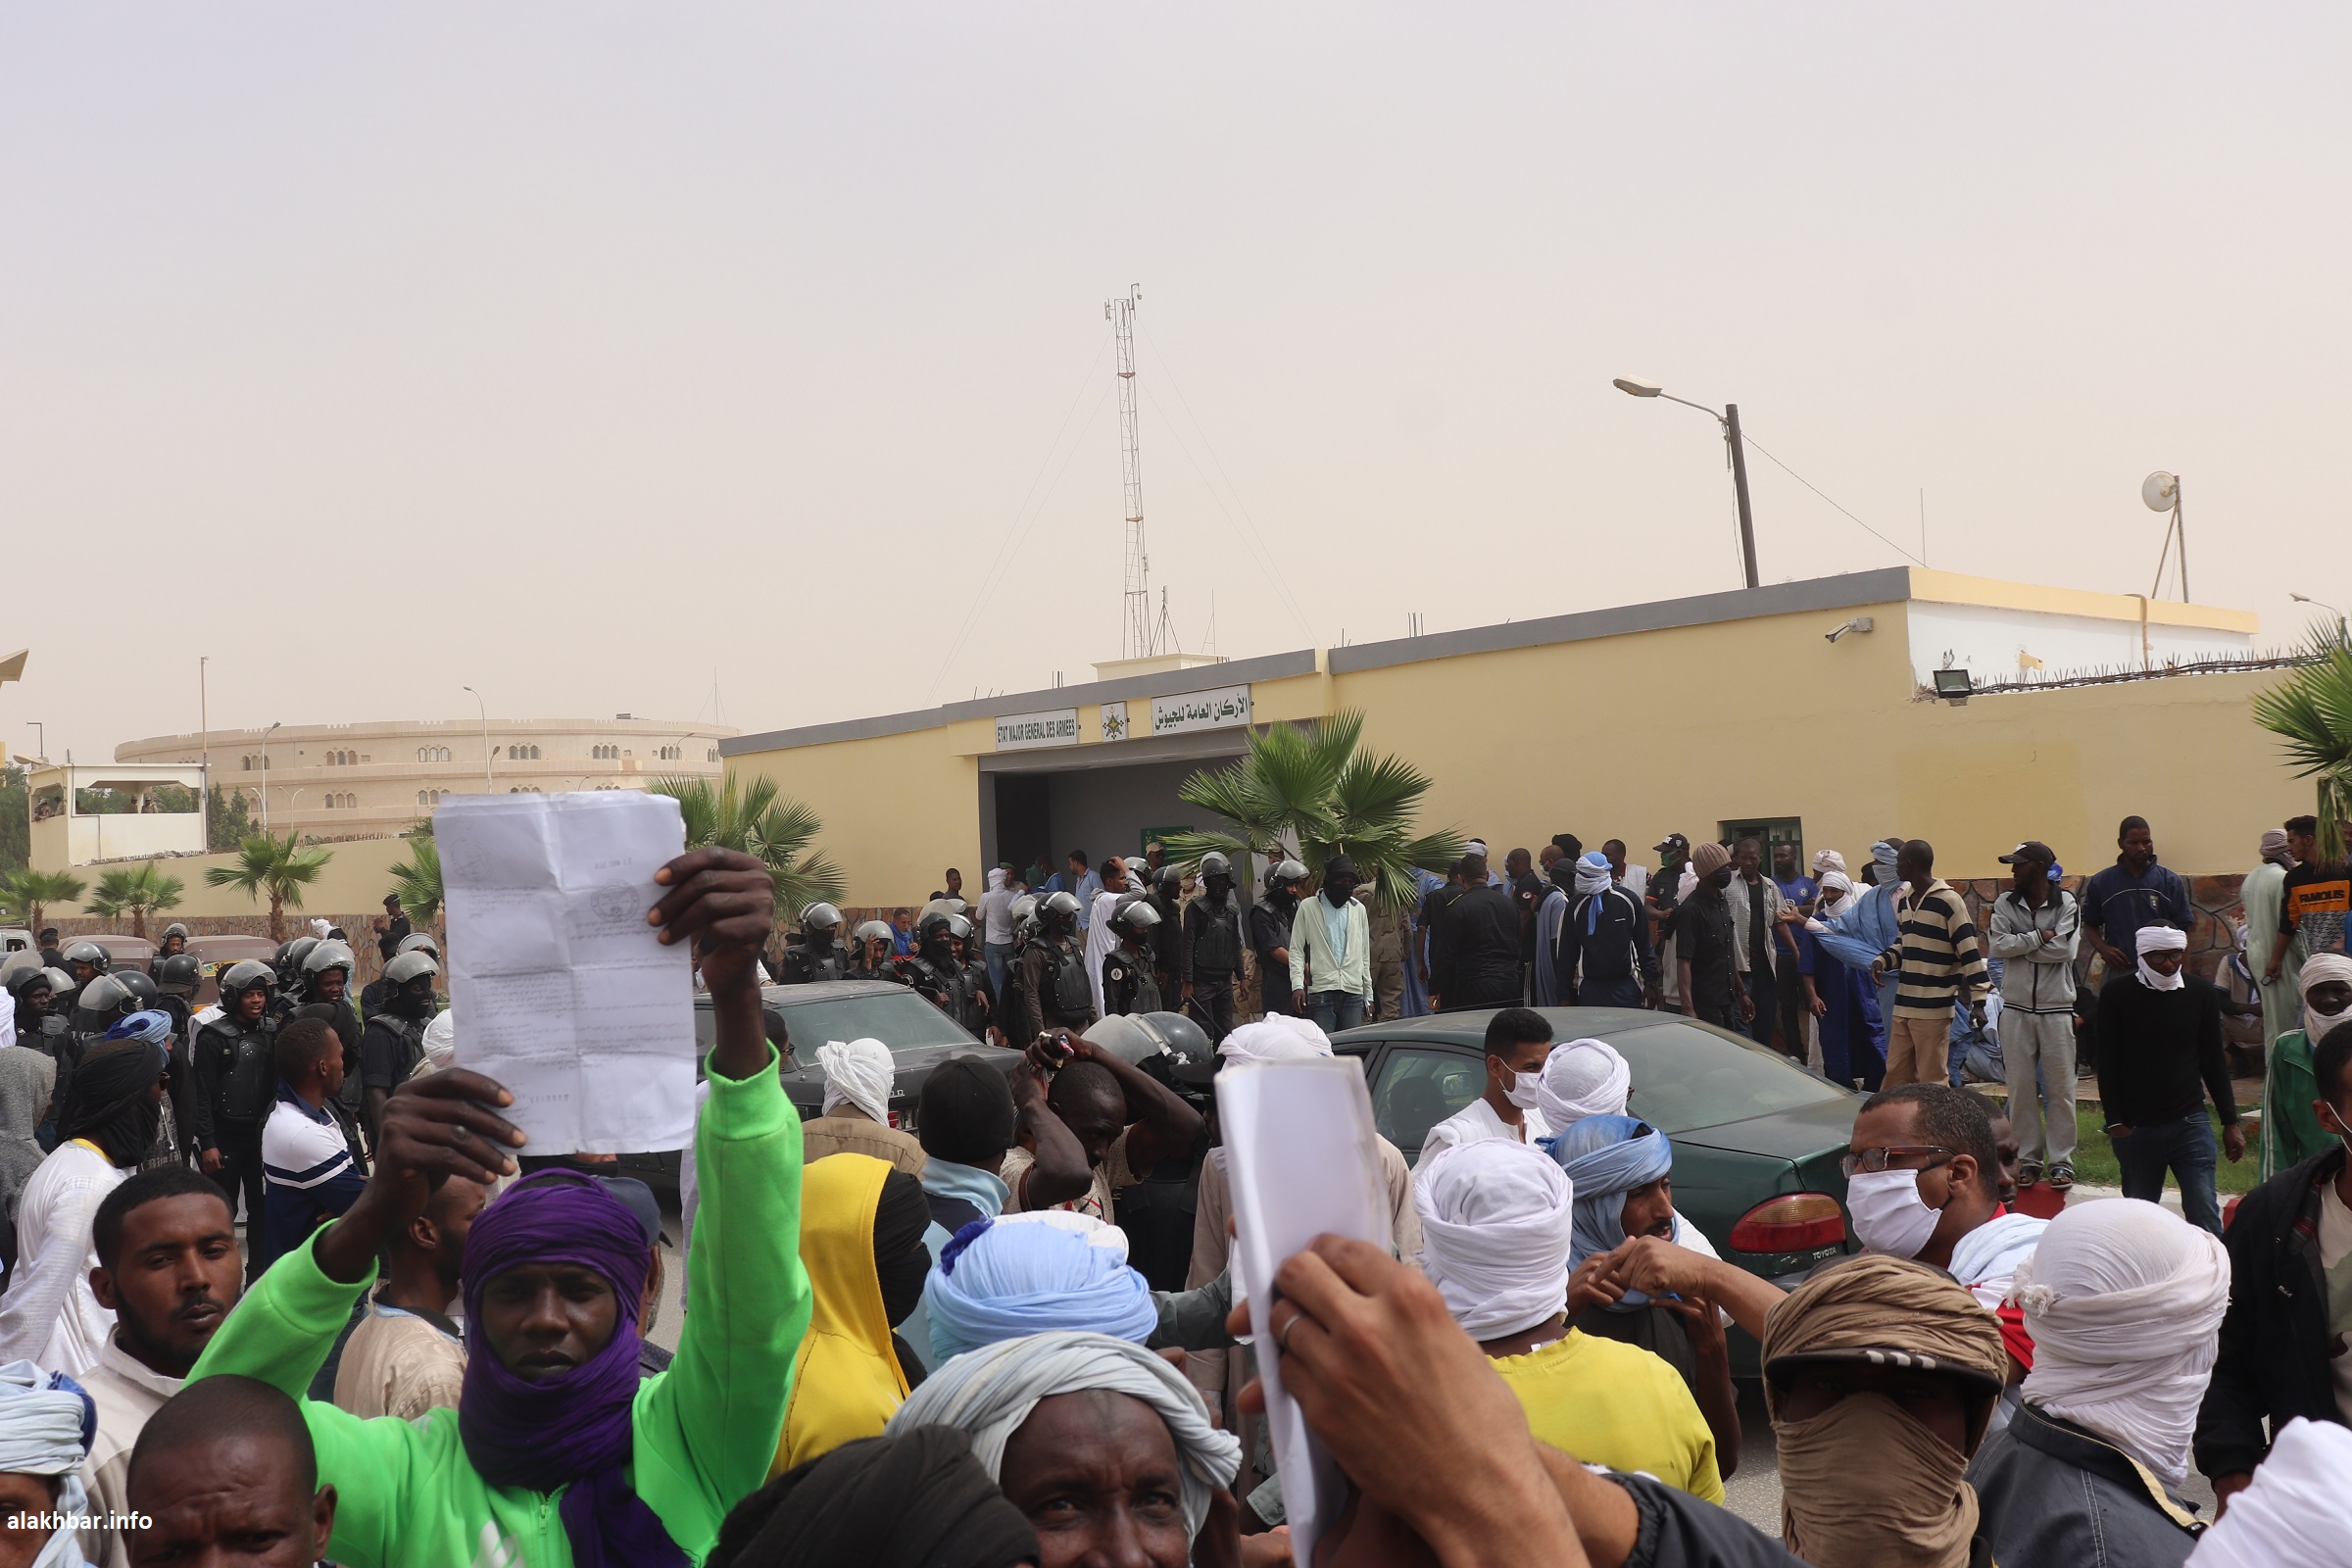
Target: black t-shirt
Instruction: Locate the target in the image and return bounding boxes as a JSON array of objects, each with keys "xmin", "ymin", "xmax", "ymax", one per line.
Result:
[
  {"xmin": 360, "ymin": 1014, "xmax": 423, "ymax": 1091},
  {"xmin": 1670, "ymin": 893, "xmax": 1738, "ymax": 1007}
]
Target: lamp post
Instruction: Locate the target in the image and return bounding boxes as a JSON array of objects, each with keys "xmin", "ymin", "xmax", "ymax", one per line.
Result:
[
  {"xmin": 261, "ymin": 721, "xmax": 282, "ymax": 834},
  {"xmin": 1613, "ymin": 376, "xmax": 1760, "ymax": 590},
  {"xmin": 2290, "ymin": 593, "xmax": 2348, "ymax": 644},
  {"xmin": 463, "ymin": 687, "xmax": 492, "ymax": 790},
  {"xmin": 24, "ymin": 723, "xmax": 41, "ymax": 762}
]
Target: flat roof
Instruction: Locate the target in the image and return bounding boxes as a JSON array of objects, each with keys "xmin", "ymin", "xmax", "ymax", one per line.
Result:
[{"xmin": 724, "ymin": 567, "xmax": 2261, "ymax": 756}]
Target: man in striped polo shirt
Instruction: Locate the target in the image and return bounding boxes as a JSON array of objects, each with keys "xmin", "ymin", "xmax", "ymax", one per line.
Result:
[{"xmin": 1873, "ymin": 840, "xmax": 1991, "ymax": 1087}]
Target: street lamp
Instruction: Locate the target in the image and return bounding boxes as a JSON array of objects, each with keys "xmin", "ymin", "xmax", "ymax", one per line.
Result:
[
  {"xmin": 261, "ymin": 722, "xmax": 282, "ymax": 833},
  {"xmin": 2290, "ymin": 592, "xmax": 2348, "ymax": 644},
  {"xmin": 24, "ymin": 722, "xmax": 41, "ymax": 762},
  {"xmin": 1613, "ymin": 376, "xmax": 1760, "ymax": 590},
  {"xmin": 463, "ymin": 687, "xmax": 493, "ymax": 790}
]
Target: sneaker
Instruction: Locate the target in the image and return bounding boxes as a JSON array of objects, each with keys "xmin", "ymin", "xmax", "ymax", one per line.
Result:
[
  {"xmin": 2017, "ymin": 1162, "xmax": 2043, "ymax": 1189},
  {"xmin": 2047, "ymin": 1163, "xmax": 2076, "ymax": 1192}
]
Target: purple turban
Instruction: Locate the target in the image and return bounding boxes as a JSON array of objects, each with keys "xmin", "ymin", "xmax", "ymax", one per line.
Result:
[{"xmin": 459, "ymin": 1171, "xmax": 680, "ymax": 1568}]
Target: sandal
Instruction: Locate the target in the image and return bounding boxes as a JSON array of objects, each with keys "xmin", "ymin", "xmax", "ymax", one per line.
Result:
[
  {"xmin": 2047, "ymin": 1163, "xmax": 2076, "ymax": 1192},
  {"xmin": 2017, "ymin": 1162, "xmax": 2043, "ymax": 1189}
]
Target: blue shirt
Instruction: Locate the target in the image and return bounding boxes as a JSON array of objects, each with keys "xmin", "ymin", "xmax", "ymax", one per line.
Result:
[
  {"xmin": 1775, "ymin": 875, "xmax": 1819, "ymax": 961},
  {"xmin": 2080, "ymin": 858, "xmax": 2195, "ymax": 956},
  {"xmin": 259, "ymin": 1084, "xmax": 366, "ymax": 1276}
]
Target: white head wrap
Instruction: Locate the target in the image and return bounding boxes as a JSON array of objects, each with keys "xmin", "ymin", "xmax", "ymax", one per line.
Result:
[
  {"xmin": 2014, "ymin": 1198, "xmax": 2230, "ymax": 1491},
  {"xmin": 2185, "ymin": 1416, "xmax": 2352, "ymax": 1567},
  {"xmin": 1536, "ymin": 1039, "xmax": 1631, "ymax": 1128},
  {"xmin": 1805, "ymin": 870, "xmax": 1856, "ymax": 933},
  {"xmin": 987, "ymin": 866, "xmax": 1008, "ymax": 892},
  {"xmin": 817, "ymin": 1036, "xmax": 896, "ymax": 1124},
  {"xmin": 1812, "ymin": 849, "xmax": 1848, "ymax": 877},
  {"xmin": 1572, "ymin": 852, "xmax": 1612, "ymax": 898},
  {"xmin": 1414, "ymin": 1139, "xmax": 1575, "ymax": 1342},
  {"xmin": 1216, "ymin": 1014, "xmax": 1332, "ymax": 1064},
  {"xmin": 418, "ymin": 1009, "xmax": 456, "ymax": 1074},
  {"xmin": 308, "ymin": 917, "xmax": 331, "ymax": 941},
  {"xmin": 0, "ymin": 1360, "xmax": 93, "ymax": 1568},
  {"xmin": 885, "ymin": 1330, "xmax": 1240, "ymax": 1538},
  {"xmin": 2135, "ymin": 924, "xmax": 2189, "ymax": 991},
  {"xmin": 1464, "ymin": 839, "xmax": 1490, "ymax": 860},
  {"xmin": 2299, "ymin": 953, "xmax": 2352, "ymax": 1043}
]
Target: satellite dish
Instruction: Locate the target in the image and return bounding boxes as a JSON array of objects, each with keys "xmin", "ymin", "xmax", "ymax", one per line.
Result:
[{"xmin": 2142, "ymin": 471, "xmax": 2179, "ymax": 513}]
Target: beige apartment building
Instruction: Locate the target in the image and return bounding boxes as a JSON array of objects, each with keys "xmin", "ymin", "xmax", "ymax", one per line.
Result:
[{"xmin": 116, "ymin": 715, "xmax": 734, "ymax": 842}]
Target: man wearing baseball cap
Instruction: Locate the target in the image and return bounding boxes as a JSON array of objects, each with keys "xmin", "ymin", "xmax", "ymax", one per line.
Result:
[
  {"xmin": 1646, "ymin": 834, "xmax": 1692, "ymax": 1010},
  {"xmin": 1986, "ymin": 841, "xmax": 2082, "ymax": 1191}
]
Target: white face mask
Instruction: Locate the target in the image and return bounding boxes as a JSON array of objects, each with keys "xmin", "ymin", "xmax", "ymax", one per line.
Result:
[
  {"xmin": 1503, "ymin": 1070, "xmax": 1543, "ymax": 1110},
  {"xmin": 1846, "ymin": 1167, "xmax": 1942, "ymax": 1258},
  {"xmin": 2306, "ymin": 997, "xmax": 2352, "ymax": 1042},
  {"xmin": 2137, "ymin": 953, "xmax": 2186, "ymax": 991}
]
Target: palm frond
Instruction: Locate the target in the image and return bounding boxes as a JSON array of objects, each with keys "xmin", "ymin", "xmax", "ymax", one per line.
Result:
[
  {"xmin": 655, "ymin": 774, "xmax": 840, "ymax": 915},
  {"xmin": 388, "ymin": 838, "xmax": 444, "ymax": 923},
  {"xmin": 2252, "ymin": 644, "xmax": 2352, "ymax": 862}
]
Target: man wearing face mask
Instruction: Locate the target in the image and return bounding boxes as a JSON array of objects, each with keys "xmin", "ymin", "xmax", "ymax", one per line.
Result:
[
  {"xmin": 360, "ymin": 952, "xmax": 441, "ymax": 1152},
  {"xmin": 1289, "ymin": 856, "xmax": 1374, "ymax": 1034},
  {"xmin": 1843, "ymin": 1084, "xmax": 2044, "ymax": 1392},
  {"xmin": 2260, "ymin": 955, "xmax": 2352, "ymax": 1176},
  {"xmin": 2095, "ymin": 924, "xmax": 2243, "ymax": 1235},
  {"xmin": 1667, "ymin": 842, "xmax": 1747, "ymax": 1032},
  {"xmin": 2197, "ymin": 1022, "xmax": 2352, "ymax": 1514},
  {"xmin": 1413, "ymin": 1006, "xmax": 1553, "ymax": 1173}
]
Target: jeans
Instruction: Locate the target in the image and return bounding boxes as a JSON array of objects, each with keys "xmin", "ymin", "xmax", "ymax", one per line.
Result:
[
  {"xmin": 1573, "ymin": 976, "xmax": 1647, "ymax": 1009},
  {"xmin": 985, "ymin": 941, "xmax": 1015, "ymax": 1002},
  {"xmin": 1307, "ymin": 992, "xmax": 1367, "ymax": 1033},
  {"xmin": 2111, "ymin": 1111, "xmax": 2222, "ymax": 1235}
]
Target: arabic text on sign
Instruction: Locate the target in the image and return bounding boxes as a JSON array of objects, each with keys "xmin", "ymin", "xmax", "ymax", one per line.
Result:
[{"xmin": 1150, "ymin": 684, "xmax": 1252, "ymax": 736}]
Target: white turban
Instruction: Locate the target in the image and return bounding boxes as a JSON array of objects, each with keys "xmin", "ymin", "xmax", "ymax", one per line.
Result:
[
  {"xmin": 2014, "ymin": 1198, "xmax": 2230, "ymax": 1491},
  {"xmin": 1572, "ymin": 852, "xmax": 1612, "ymax": 898},
  {"xmin": 418, "ymin": 1009, "xmax": 456, "ymax": 1073},
  {"xmin": 1812, "ymin": 849, "xmax": 1848, "ymax": 877},
  {"xmin": 886, "ymin": 1330, "xmax": 1240, "ymax": 1538},
  {"xmin": 2135, "ymin": 923, "xmax": 2189, "ymax": 992},
  {"xmin": 987, "ymin": 866, "xmax": 1008, "ymax": 892},
  {"xmin": 818, "ymin": 1036, "xmax": 896, "ymax": 1124},
  {"xmin": 1464, "ymin": 839, "xmax": 1489, "ymax": 859},
  {"xmin": 0, "ymin": 1360, "xmax": 94, "ymax": 1568},
  {"xmin": 309, "ymin": 917, "xmax": 331, "ymax": 940},
  {"xmin": 1414, "ymin": 1140, "xmax": 1575, "ymax": 1342},
  {"xmin": 1536, "ymin": 1039, "xmax": 1631, "ymax": 1128},
  {"xmin": 2186, "ymin": 1416, "xmax": 2352, "ymax": 1567},
  {"xmin": 2299, "ymin": 954, "xmax": 2352, "ymax": 1042},
  {"xmin": 1216, "ymin": 1015, "xmax": 1332, "ymax": 1064}
]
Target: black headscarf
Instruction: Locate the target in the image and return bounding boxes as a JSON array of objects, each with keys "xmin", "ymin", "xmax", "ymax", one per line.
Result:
[
  {"xmin": 61, "ymin": 1040, "xmax": 165, "ymax": 1167},
  {"xmin": 707, "ymin": 1427, "xmax": 1037, "ymax": 1568}
]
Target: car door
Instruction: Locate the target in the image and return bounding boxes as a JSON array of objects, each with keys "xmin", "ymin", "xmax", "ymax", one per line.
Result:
[{"xmin": 1366, "ymin": 1043, "xmax": 1487, "ymax": 1165}]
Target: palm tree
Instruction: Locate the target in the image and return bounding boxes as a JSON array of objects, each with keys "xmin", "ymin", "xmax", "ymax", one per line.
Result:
[
  {"xmin": 204, "ymin": 832, "xmax": 332, "ymax": 942},
  {"xmin": 387, "ymin": 823, "xmax": 444, "ymax": 925},
  {"xmin": 0, "ymin": 869, "xmax": 87, "ymax": 934},
  {"xmin": 652, "ymin": 775, "xmax": 847, "ymax": 919},
  {"xmin": 1163, "ymin": 710, "xmax": 1463, "ymax": 910},
  {"xmin": 85, "ymin": 863, "xmax": 185, "ymax": 938},
  {"xmin": 2253, "ymin": 623, "xmax": 2352, "ymax": 864}
]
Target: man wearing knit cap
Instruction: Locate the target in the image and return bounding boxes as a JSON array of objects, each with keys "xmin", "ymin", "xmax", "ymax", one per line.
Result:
[{"xmin": 1667, "ymin": 842, "xmax": 1747, "ymax": 1032}]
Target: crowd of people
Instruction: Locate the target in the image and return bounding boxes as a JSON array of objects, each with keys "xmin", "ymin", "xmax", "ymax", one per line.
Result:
[{"xmin": 0, "ymin": 804, "xmax": 2333, "ymax": 1564}]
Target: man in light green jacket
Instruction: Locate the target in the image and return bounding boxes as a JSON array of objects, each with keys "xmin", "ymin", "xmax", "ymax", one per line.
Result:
[
  {"xmin": 186, "ymin": 847, "xmax": 808, "ymax": 1567},
  {"xmin": 1290, "ymin": 855, "xmax": 1374, "ymax": 1035}
]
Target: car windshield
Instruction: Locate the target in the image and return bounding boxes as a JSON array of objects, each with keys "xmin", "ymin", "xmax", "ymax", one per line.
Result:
[
  {"xmin": 770, "ymin": 990, "xmax": 978, "ymax": 1053},
  {"xmin": 1618, "ymin": 1018, "xmax": 1853, "ymax": 1134}
]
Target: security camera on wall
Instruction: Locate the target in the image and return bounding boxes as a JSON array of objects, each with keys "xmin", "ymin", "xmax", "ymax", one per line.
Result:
[{"xmin": 1824, "ymin": 615, "xmax": 1875, "ymax": 644}]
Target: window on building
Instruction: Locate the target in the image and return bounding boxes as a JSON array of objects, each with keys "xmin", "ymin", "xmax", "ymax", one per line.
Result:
[
  {"xmin": 707, "ymin": 749, "xmax": 719, "ymax": 762},
  {"xmin": 240, "ymin": 757, "xmax": 251, "ymax": 771}
]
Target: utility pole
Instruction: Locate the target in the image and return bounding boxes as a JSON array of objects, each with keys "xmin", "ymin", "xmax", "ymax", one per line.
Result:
[
  {"xmin": 1105, "ymin": 286, "xmax": 1159, "ymax": 660},
  {"xmin": 1724, "ymin": 404, "xmax": 1760, "ymax": 591},
  {"xmin": 199, "ymin": 656, "xmax": 211, "ymax": 847}
]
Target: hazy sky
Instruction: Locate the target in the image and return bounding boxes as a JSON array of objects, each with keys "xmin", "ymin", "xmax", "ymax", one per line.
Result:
[{"xmin": 7, "ymin": 5, "xmax": 2347, "ymax": 761}]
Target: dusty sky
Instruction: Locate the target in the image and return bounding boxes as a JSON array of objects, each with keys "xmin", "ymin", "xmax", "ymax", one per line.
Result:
[{"xmin": 6, "ymin": 5, "xmax": 2347, "ymax": 761}]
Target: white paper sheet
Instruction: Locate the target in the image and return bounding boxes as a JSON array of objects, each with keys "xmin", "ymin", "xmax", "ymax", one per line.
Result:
[
  {"xmin": 1215, "ymin": 1056, "xmax": 1392, "ymax": 1568},
  {"xmin": 436, "ymin": 791, "xmax": 697, "ymax": 1154}
]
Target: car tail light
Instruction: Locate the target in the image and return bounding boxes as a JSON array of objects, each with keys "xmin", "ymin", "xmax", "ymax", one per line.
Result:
[{"xmin": 1729, "ymin": 1193, "xmax": 1845, "ymax": 1253}]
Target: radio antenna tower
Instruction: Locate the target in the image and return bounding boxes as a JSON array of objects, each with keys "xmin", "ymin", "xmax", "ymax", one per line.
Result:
[{"xmin": 1105, "ymin": 285, "xmax": 1161, "ymax": 660}]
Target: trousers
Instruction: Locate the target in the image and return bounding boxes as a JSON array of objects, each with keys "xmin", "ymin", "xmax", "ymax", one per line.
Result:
[
  {"xmin": 210, "ymin": 1124, "xmax": 268, "ymax": 1288},
  {"xmin": 1882, "ymin": 1015, "xmax": 1949, "ymax": 1088},
  {"xmin": 1307, "ymin": 992, "xmax": 1367, "ymax": 1034},
  {"xmin": 2003, "ymin": 1009, "xmax": 2079, "ymax": 1166},
  {"xmin": 1190, "ymin": 975, "xmax": 1237, "ymax": 1044}
]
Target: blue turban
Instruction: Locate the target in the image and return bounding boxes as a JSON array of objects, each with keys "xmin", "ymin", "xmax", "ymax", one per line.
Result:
[
  {"xmin": 924, "ymin": 1214, "xmax": 1159, "ymax": 1364},
  {"xmin": 103, "ymin": 1010, "xmax": 175, "ymax": 1047},
  {"xmin": 1545, "ymin": 1114, "xmax": 1675, "ymax": 1308}
]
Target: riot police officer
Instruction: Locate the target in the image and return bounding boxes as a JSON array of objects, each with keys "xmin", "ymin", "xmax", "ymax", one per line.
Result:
[
  {"xmin": 151, "ymin": 923, "xmax": 191, "ymax": 970},
  {"xmin": 1102, "ymin": 896, "xmax": 1166, "ymax": 1017},
  {"xmin": 846, "ymin": 920, "xmax": 901, "ymax": 984},
  {"xmin": 360, "ymin": 951, "xmax": 440, "ymax": 1147},
  {"xmin": 777, "ymin": 902, "xmax": 851, "ymax": 984},
  {"xmin": 1250, "ymin": 858, "xmax": 1309, "ymax": 1018},
  {"xmin": 1179, "ymin": 852, "xmax": 1246, "ymax": 1043},
  {"xmin": 360, "ymin": 930, "xmax": 438, "ymax": 1013},
  {"xmin": 273, "ymin": 936, "xmax": 319, "ymax": 994},
  {"xmin": 1147, "ymin": 865, "xmax": 1186, "ymax": 1001},
  {"xmin": 1017, "ymin": 891, "xmax": 1096, "ymax": 1044},
  {"xmin": 906, "ymin": 910, "xmax": 989, "ymax": 1036},
  {"xmin": 59, "ymin": 940, "xmax": 109, "ymax": 1011},
  {"xmin": 193, "ymin": 959, "xmax": 279, "ymax": 1283}
]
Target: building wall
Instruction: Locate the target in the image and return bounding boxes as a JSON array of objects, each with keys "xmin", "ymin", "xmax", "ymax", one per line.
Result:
[{"xmin": 116, "ymin": 717, "xmax": 731, "ymax": 843}]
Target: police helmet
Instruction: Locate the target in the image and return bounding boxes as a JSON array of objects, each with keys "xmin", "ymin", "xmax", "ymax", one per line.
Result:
[
  {"xmin": 220, "ymin": 959, "xmax": 276, "ymax": 999},
  {"xmin": 115, "ymin": 971, "xmax": 161, "ymax": 1009},
  {"xmin": 395, "ymin": 932, "xmax": 441, "ymax": 959},
  {"xmin": 155, "ymin": 954, "xmax": 202, "ymax": 996},
  {"xmin": 383, "ymin": 952, "xmax": 441, "ymax": 987},
  {"xmin": 1153, "ymin": 864, "xmax": 1184, "ymax": 896},
  {"xmin": 0, "ymin": 953, "xmax": 39, "ymax": 988},
  {"xmin": 76, "ymin": 974, "xmax": 133, "ymax": 1018},
  {"xmin": 1198, "ymin": 852, "xmax": 1233, "ymax": 881},
  {"xmin": 1080, "ymin": 1013, "xmax": 1159, "ymax": 1066},
  {"xmin": 161, "ymin": 923, "xmax": 190, "ymax": 942},
  {"xmin": 7, "ymin": 967, "xmax": 53, "ymax": 1002},
  {"xmin": 303, "ymin": 941, "xmax": 357, "ymax": 978},
  {"xmin": 853, "ymin": 919, "xmax": 894, "ymax": 946},
  {"xmin": 62, "ymin": 940, "xmax": 109, "ymax": 973},
  {"xmin": 1038, "ymin": 890, "xmax": 1083, "ymax": 921},
  {"xmin": 1268, "ymin": 858, "xmax": 1308, "ymax": 890},
  {"xmin": 916, "ymin": 907, "xmax": 956, "ymax": 943},
  {"xmin": 800, "ymin": 902, "xmax": 844, "ymax": 938},
  {"xmin": 38, "ymin": 967, "xmax": 75, "ymax": 999},
  {"xmin": 942, "ymin": 912, "xmax": 974, "ymax": 943},
  {"xmin": 1008, "ymin": 894, "xmax": 1038, "ymax": 923},
  {"xmin": 279, "ymin": 937, "xmax": 320, "ymax": 978},
  {"xmin": 1111, "ymin": 895, "xmax": 1162, "ymax": 936}
]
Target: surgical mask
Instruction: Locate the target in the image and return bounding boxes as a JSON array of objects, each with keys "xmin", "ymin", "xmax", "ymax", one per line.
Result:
[
  {"xmin": 1503, "ymin": 1070, "xmax": 1543, "ymax": 1110},
  {"xmin": 1846, "ymin": 1167, "xmax": 1942, "ymax": 1258}
]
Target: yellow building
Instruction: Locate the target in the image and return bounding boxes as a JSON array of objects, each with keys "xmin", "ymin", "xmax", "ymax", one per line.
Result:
[{"xmin": 723, "ymin": 568, "xmax": 2308, "ymax": 905}]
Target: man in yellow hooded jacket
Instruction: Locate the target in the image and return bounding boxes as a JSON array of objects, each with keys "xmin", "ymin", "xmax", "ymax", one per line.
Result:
[{"xmin": 777, "ymin": 1152, "xmax": 935, "ymax": 1473}]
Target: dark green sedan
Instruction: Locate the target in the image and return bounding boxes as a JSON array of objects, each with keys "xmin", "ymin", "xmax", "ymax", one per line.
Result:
[{"xmin": 1332, "ymin": 1006, "xmax": 1865, "ymax": 1360}]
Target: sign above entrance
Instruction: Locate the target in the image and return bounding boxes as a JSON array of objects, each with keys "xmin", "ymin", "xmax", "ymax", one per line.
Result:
[
  {"xmin": 995, "ymin": 708, "xmax": 1079, "ymax": 751},
  {"xmin": 1152, "ymin": 684, "xmax": 1252, "ymax": 737}
]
